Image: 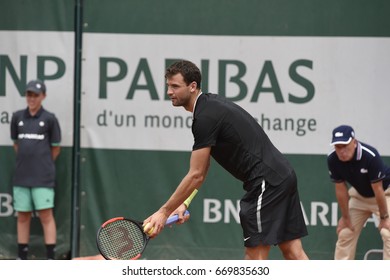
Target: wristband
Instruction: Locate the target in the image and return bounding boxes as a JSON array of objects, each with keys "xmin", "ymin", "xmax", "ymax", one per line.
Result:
[
  {"xmin": 380, "ymin": 213, "xmax": 389, "ymax": 220},
  {"xmin": 184, "ymin": 189, "xmax": 198, "ymax": 208}
]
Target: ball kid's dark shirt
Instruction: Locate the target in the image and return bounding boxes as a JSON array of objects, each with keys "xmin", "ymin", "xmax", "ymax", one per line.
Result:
[{"xmin": 10, "ymin": 107, "xmax": 61, "ymax": 188}]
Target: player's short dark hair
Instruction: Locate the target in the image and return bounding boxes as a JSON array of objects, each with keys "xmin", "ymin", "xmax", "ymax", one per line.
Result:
[{"xmin": 165, "ymin": 60, "xmax": 201, "ymax": 88}]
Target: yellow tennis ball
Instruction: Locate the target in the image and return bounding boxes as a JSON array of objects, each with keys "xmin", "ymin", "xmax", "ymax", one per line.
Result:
[
  {"xmin": 147, "ymin": 227, "xmax": 154, "ymax": 235},
  {"xmin": 143, "ymin": 222, "xmax": 154, "ymax": 235}
]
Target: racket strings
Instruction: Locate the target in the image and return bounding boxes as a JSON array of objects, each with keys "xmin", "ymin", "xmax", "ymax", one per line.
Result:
[{"xmin": 98, "ymin": 219, "xmax": 146, "ymax": 260}]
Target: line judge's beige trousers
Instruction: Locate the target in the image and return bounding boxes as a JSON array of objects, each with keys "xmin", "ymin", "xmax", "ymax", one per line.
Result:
[{"xmin": 335, "ymin": 187, "xmax": 390, "ymax": 260}]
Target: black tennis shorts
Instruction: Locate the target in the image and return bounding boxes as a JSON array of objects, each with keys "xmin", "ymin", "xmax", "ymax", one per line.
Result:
[{"xmin": 239, "ymin": 170, "xmax": 308, "ymax": 247}]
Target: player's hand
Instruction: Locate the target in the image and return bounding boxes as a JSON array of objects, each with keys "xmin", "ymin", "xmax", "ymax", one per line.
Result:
[
  {"xmin": 143, "ymin": 211, "xmax": 169, "ymax": 238},
  {"xmin": 171, "ymin": 204, "xmax": 191, "ymax": 224}
]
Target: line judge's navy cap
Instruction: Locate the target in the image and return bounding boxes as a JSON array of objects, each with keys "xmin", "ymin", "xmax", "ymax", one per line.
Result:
[
  {"xmin": 331, "ymin": 125, "xmax": 355, "ymax": 145},
  {"xmin": 26, "ymin": 80, "xmax": 46, "ymax": 94}
]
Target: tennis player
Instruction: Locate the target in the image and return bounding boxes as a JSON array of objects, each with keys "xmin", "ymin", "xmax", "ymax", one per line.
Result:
[{"xmin": 144, "ymin": 60, "xmax": 309, "ymax": 260}]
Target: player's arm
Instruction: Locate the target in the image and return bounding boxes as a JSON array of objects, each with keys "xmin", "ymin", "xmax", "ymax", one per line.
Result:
[
  {"xmin": 145, "ymin": 147, "xmax": 211, "ymax": 236},
  {"xmin": 371, "ymin": 181, "xmax": 390, "ymax": 230},
  {"xmin": 165, "ymin": 146, "xmax": 210, "ymax": 208},
  {"xmin": 335, "ymin": 182, "xmax": 353, "ymax": 233}
]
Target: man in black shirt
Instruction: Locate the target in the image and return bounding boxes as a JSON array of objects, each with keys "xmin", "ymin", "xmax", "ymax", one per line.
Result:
[
  {"xmin": 10, "ymin": 80, "xmax": 61, "ymax": 259},
  {"xmin": 327, "ymin": 125, "xmax": 390, "ymax": 259},
  {"xmin": 144, "ymin": 60, "xmax": 308, "ymax": 260}
]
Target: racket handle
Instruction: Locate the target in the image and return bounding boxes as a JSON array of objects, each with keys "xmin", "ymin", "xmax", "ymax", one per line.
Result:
[{"xmin": 165, "ymin": 210, "xmax": 190, "ymax": 226}]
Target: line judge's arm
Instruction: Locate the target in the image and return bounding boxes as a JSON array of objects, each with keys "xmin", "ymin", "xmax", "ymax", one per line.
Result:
[
  {"xmin": 371, "ymin": 181, "xmax": 389, "ymax": 228},
  {"xmin": 335, "ymin": 181, "xmax": 353, "ymax": 233}
]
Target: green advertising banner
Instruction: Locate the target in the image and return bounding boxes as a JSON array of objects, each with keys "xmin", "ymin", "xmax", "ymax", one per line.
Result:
[{"xmin": 1, "ymin": 0, "xmax": 389, "ymax": 260}]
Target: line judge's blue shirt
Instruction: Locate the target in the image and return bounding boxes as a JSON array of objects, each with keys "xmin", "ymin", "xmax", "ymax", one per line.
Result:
[{"xmin": 327, "ymin": 141, "xmax": 390, "ymax": 197}]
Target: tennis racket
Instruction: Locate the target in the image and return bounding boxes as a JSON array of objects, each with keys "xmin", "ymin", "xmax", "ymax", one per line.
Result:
[{"xmin": 96, "ymin": 210, "xmax": 190, "ymax": 260}]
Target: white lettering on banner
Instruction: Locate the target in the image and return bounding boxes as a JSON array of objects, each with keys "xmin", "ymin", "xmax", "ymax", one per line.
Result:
[
  {"xmin": 1, "ymin": 31, "xmax": 390, "ymax": 155},
  {"xmin": 0, "ymin": 193, "xmax": 13, "ymax": 217},
  {"xmin": 203, "ymin": 199, "xmax": 222, "ymax": 223},
  {"xmin": 203, "ymin": 198, "xmax": 380, "ymax": 227},
  {"xmin": 203, "ymin": 199, "xmax": 240, "ymax": 223},
  {"xmin": 0, "ymin": 193, "xmax": 381, "ymax": 228}
]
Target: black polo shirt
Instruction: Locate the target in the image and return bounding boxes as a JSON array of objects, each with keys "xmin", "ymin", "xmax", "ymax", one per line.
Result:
[
  {"xmin": 10, "ymin": 107, "xmax": 61, "ymax": 188},
  {"xmin": 327, "ymin": 141, "xmax": 390, "ymax": 197},
  {"xmin": 192, "ymin": 93, "xmax": 293, "ymax": 190}
]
